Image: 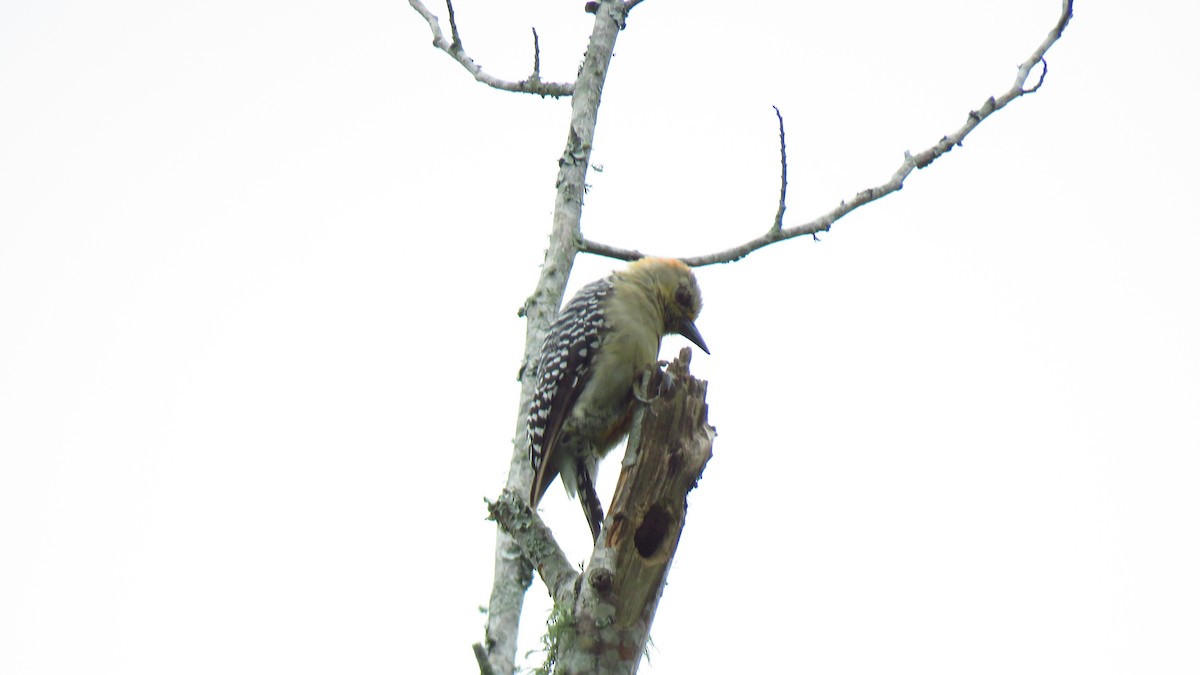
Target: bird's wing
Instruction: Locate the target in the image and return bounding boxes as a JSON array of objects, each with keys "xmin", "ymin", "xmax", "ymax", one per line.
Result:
[{"xmin": 528, "ymin": 277, "xmax": 613, "ymax": 505}]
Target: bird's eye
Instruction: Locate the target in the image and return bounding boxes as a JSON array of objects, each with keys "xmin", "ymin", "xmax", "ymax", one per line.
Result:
[{"xmin": 675, "ymin": 287, "xmax": 692, "ymax": 307}]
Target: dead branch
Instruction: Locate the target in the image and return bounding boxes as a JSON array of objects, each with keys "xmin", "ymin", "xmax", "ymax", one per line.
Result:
[
  {"xmin": 560, "ymin": 349, "xmax": 714, "ymax": 673},
  {"xmin": 579, "ymin": 0, "xmax": 1075, "ymax": 266},
  {"xmin": 486, "ymin": 489, "xmax": 581, "ymax": 610},
  {"xmin": 408, "ymin": 0, "xmax": 573, "ymax": 97}
]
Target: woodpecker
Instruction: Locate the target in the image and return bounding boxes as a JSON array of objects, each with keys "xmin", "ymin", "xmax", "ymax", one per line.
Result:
[{"xmin": 527, "ymin": 257, "xmax": 709, "ymax": 541}]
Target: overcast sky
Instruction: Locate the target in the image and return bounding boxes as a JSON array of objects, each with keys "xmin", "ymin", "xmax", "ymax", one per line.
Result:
[{"xmin": 2, "ymin": 1, "xmax": 1198, "ymax": 673}]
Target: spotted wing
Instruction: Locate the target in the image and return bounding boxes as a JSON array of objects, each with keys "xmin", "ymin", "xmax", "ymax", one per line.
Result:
[{"xmin": 527, "ymin": 277, "xmax": 613, "ymax": 505}]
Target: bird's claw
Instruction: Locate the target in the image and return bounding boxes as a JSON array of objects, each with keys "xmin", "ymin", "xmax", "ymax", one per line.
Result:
[{"xmin": 632, "ymin": 360, "xmax": 673, "ymax": 403}]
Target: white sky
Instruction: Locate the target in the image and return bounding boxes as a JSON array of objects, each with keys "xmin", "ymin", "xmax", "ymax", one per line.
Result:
[{"xmin": 2, "ymin": 1, "xmax": 1198, "ymax": 673}]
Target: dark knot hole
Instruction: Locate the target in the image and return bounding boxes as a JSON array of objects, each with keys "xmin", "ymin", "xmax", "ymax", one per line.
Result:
[{"xmin": 634, "ymin": 504, "xmax": 670, "ymax": 558}]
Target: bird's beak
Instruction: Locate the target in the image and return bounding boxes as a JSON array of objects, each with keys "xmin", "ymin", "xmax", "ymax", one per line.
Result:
[{"xmin": 678, "ymin": 319, "xmax": 710, "ymax": 355}]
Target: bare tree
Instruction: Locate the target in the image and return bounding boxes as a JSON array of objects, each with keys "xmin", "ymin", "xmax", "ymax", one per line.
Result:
[{"xmin": 409, "ymin": 1, "xmax": 1074, "ymax": 673}]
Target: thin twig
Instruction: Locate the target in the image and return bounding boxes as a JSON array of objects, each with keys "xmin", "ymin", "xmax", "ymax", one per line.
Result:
[
  {"xmin": 408, "ymin": 0, "xmax": 573, "ymax": 97},
  {"xmin": 770, "ymin": 105, "xmax": 788, "ymax": 234},
  {"xmin": 579, "ymin": 0, "xmax": 1075, "ymax": 266},
  {"xmin": 531, "ymin": 28, "xmax": 542, "ymax": 83},
  {"xmin": 445, "ymin": 0, "xmax": 462, "ymax": 51}
]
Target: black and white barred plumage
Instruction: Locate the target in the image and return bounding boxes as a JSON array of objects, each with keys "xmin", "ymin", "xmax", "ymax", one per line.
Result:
[{"xmin": 528, "ymin": 277, "xmax": 614, "ymax": 504}]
